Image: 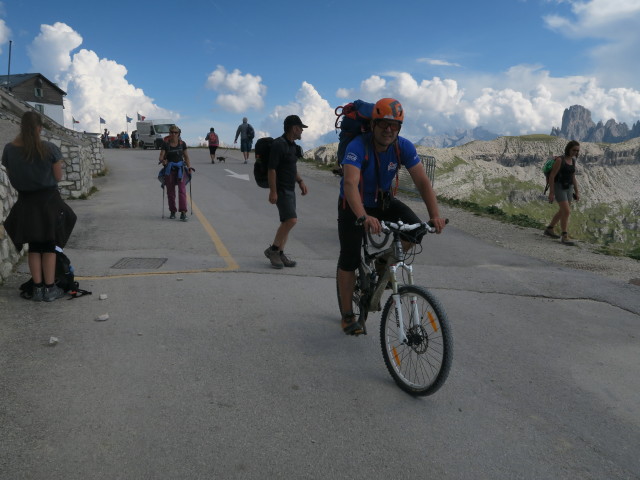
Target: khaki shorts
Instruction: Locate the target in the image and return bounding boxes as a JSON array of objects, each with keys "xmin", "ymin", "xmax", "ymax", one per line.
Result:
[{"xmin": 554, "ymin": 182, "xmax": 574, "ymax": 203}]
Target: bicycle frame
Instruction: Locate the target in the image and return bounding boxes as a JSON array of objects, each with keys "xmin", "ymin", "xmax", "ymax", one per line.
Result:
[{"xmin": 360, "ymin": 222, "xmax": 425, "ymax": 345}]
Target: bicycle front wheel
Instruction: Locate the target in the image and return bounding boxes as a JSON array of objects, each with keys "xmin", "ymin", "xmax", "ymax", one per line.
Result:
[{"xmin": 380, "ymin": 285, "xmax": 452, "ymax": 396}]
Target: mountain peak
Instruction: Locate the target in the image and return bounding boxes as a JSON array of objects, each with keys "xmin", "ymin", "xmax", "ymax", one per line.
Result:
[{"xmin": 550, "ymin": 104, "xmax": 640, "ymax": 143}]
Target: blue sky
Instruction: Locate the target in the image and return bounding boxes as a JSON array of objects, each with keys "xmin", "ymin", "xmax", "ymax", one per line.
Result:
[{"xmin": 1, "ymin": 0, "xmax": 639, "ymax": 149}]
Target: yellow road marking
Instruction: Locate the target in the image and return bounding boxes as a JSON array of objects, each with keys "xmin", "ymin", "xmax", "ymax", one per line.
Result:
[
  {"xmin": 79, "ymin": 195, "xmax": 238, "ymax": 280},
  {"xmin": 191, "ymin": 198, "xmax": 239, "ymax": 270}
]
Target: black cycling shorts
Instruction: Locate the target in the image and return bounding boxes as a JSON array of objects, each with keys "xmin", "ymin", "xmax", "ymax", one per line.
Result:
[{"xmin": 337, "ymin": 196, "xmax": 422, "ymax": 272}]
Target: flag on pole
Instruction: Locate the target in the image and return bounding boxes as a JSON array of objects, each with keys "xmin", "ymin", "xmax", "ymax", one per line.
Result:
[
  {"xmin": 137, "ymin": 113, "xmax": 145, "ymax": 121},
  {"xmin": 100, "ymin": 117, "xmax": 106, "ymax": 124},
  {"xmin": 72, "ymin": 117, "xmax": 80, "ymax": 124},
  {"xmin": 126, "ymin": 115, "xmax": 133, "ymax": 123}
]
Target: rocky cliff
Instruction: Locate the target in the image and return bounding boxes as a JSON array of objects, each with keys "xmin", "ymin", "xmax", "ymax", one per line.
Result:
[
  {"xmin": 550, "ymin": 105, "xmax": 640, "ymax": 143},
  {"xmin": 416, "ymin": 126, "xmax": 500, "ymax": 148}
]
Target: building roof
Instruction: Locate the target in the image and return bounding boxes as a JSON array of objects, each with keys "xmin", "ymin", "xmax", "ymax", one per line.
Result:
[{"xmin": 0, "ymin": 73, "xmax": 67, "ymax": 96}]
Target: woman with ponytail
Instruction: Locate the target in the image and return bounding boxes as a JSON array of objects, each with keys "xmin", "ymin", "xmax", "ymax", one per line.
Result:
[{"xmin": 2, "ymin": 111, "xmax": 76, "ymax": 301}]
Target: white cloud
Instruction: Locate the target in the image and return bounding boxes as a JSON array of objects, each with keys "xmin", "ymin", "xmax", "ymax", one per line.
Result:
[
  {"xmin": 361, "ymin": 75, "xmax": 386, "ymax": 95},
  {"xmin": 333, "ymin": 67, "xmax": 640, "ymax": 141},
  {"xmin": 336, "ymin": 87, "xmax": 351, "ymax": 99},
  {"xmin": 544, "ymin": 0, "xmax": 640, "ymax": 87},
  {"xmin": 206, "ymin": 65, "xmax": 266, "ymax": 113},
  {"xmin": 264, "ymin": 82, "xmax": 334, "ymax": 149},
  {"xmin": 0, "ymin": 18, "xmax": 10, "ymax": 54},
  {"xmin": 27, "ymin": 22, "xmax": 82, "ymax": 78},
  {"xmin": 417, "ymin": 58, "xmax": 461, "ymax": 67},
  {"xmin": 26, "ymin": 22, "xmax": 173, "ymax": 133}
]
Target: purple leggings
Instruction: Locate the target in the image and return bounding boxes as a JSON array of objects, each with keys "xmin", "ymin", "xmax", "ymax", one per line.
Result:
[{"xmin": 165, "ymin": 171, "xmax": 187, "ymax": 213}]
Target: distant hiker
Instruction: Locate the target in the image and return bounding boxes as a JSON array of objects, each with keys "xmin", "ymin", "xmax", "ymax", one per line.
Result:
[
  {"xmin": 336, "ymin": 98, "xmax": 446, "ymax": 335},
  {"xmin": 234, "ymin": 117, "xmax": 255, "ymax": 164},
  {"xmin": 1, "ymin": 111, "xmax": 77, "ymax": 302},
  {"xmin": 263, "ymin": 115, "xmax": 308, "ymax": 269},
  {"xmin": 206, "ymin": 127, "xmax": 219, "ymax": 164},
  {"xmin": 159, "ymin": 125, "xmax": 193, "ymax": 221},
  {"xmin": 544, "ymin": 140, "xmax": 580, "ymax": 245},
  {"xmin": 131, "ymin": 130, "xmax": 138, "ymax": 148}
]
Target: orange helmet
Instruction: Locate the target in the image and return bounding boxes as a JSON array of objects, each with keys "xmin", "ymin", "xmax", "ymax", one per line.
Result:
[{"xmin": 372, "ymin": 98, "xmax": 404, "ymax": 123}]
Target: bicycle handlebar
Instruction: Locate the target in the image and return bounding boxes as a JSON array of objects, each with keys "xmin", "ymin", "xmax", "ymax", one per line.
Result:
[{"xmin": 381, "ymin": 219, "xmax": 449, "ymax": 235}]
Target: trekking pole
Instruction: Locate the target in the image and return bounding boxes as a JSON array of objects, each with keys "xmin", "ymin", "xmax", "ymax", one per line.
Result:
[
  {"xmin": 189, "ymin": 177, "xmax": 193, "ymax": 216},
  {"xmin": 188, "ymin": 167, "xmax": 195, "ymax": 216},
  {"xmin": 162, "ymin": 186, "xmax": 165, "ymax": 219}
]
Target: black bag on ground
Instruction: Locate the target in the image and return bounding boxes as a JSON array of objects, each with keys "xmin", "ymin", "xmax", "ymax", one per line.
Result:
[
  {"xmin": 19, "ymin": 250, "xmax": 91, "ymax": 299},
  {"xmin": 253, "ymin": 137, "xmax": 273, "ymax": 188}
]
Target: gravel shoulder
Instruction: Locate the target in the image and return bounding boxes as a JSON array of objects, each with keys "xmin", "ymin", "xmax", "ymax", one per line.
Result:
[{"xmin": 299, "ymin": 162, "xmax": 640, "ymax": 285}]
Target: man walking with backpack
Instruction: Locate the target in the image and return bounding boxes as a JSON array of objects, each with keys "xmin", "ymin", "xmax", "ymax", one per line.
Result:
[
  {"xmin": 205, "ymin": 127, "xmax": 219, "ymax": 164},
  {"xmin": 336, "ymin": 98, "xmax": 446, "ymax": 335},
  {"xmin": 263, "ymin": 115, "xmax": 308, "ymax": 269},
  {"xmin": 234, "ymin": 117, "xmax": 255, "ymax": 164}
]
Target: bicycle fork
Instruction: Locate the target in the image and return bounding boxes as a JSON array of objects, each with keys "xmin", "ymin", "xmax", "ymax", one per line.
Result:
[{"xmin": 390, "ymin": 262, "xmax": 417, "ymax": 345}]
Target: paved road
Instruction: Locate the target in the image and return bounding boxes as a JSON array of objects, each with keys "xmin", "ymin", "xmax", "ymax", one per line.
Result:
[{"xmin": 1, "ymin": 147, "xmax": 639, "ymax": 480}]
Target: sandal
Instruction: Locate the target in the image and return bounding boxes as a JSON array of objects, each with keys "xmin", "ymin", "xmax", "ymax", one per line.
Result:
[{"xmin": 341, "ymin": 312, "xmax": 364, "ymax": 336}]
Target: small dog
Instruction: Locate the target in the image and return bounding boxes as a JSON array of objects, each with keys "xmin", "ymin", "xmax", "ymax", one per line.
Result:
[{"xmin": 216, "ymin": 156, "xmax": 226, "ymax": 163}]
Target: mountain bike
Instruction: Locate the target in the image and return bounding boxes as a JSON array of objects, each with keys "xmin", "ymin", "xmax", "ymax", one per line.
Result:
[{"xmin": 336, "ymin": 220, "xmax": 453, "ymax": 396}]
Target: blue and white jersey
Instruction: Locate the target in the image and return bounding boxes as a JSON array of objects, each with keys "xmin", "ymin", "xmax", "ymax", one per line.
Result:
[{"xmin": 339, "ymin": 134, "xmax": 419, "ymax": 208}]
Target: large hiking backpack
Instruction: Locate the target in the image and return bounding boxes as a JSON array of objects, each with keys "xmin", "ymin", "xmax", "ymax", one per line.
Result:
[
  {"xmin": 334, "ymin": 100, "xmax": 375, "ymax": 170},
  {"xmin": 253, "ymin": 137, "xmax": 273, "ymax": 188},
  {"xmin": 542, "ymin": 156, "xmax": 559, "ymax": 193},
  {"xmin": 206, "ymin": 132, "xmax": 218, "ymax": 147},
  {"xmin": 19, "ymin": 249, "xmax": 91, "ymax": 299}
]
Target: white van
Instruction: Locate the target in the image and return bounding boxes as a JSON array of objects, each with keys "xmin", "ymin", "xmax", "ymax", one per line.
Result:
[{"xmin": 136, "ymin": 119, "xmax": 174, "ymax": 149}]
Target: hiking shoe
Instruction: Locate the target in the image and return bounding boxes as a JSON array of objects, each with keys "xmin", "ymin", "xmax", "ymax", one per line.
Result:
[
  {"xmin": 180, "ymin": 212, "xmax": 188, "ymax": 222},
  {"xmin": 561, "ymin": 233, "xmax": 575, "ymax": 246},
  {"xmin": 280, "ymin": 252, "xmax": 297, "ymax": 267},
  {"xmin": 544, "ymin": 227, "xmax": 560, "ymax": 239},
  {"xmin": 264, "ymin": 246, "xmax": 283, "ymax": 269},
  {"xmin": 342, "ymin": 312, "xmax": 365, "ymax": 336},
  {"xmin": 43, "ymin": 285, "xmax": 66, "ymax": 302},
  {"xmin": 32, "ymin": 285, "xmax": 44, "ymax": 302},
  {"xmin": 169, "ymin": 211, "xmax": 176, "ymax": 219}
]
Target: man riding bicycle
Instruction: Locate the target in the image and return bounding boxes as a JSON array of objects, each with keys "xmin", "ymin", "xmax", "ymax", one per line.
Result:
[{"xmin": 336, "ymin": 97, "xmax": 446, "ymax": 336}]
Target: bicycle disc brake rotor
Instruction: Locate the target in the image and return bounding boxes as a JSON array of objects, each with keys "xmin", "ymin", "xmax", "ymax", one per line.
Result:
[{"xmin": 406, "ymin": 325, "xmax": 428, "ymax": 354}]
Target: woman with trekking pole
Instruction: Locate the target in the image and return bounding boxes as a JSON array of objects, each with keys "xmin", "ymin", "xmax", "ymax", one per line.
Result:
[{"xmin": 159, "ymin": 125, "xmax": 194, "ymax": 221}]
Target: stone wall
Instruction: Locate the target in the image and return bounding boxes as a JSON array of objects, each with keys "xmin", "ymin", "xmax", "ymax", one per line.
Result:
[{"xmin": 0, "ymin": 87, "xmax": 105, "ymax": 283}]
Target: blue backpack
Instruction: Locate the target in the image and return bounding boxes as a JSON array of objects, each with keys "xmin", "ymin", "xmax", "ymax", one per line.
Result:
[{"xmin": 335, "ymin": 100, "xmax": 375, "ymax": 169}]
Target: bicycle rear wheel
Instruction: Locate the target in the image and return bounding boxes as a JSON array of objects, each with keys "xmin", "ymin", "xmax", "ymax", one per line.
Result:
[
  {"xmin": 380, "ymin": 285, "xmax": 452, "ymax": 396},
  {"xmin": 336, "ymin": 263, "xmax": 368, "ymax": 325}
]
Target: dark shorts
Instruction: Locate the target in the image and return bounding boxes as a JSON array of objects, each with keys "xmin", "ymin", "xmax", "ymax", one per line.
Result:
[
  {"xmin": 240, "ymin": 139, "xmax": 252, "ymax": 153},
  {"xmin": 208, "ymin": 146, "xmax": 218, "ymax": 155},
  {"xmin": 337, "ymin": 196, "xmax": 422, "ymax": 272},
  {"xmin": 28, "ymin": 242, "xmax": 56, "ymax": 253},
  {"xmin": 276, "ymin": 188, "xmax": 297, "ymax": 222}
]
